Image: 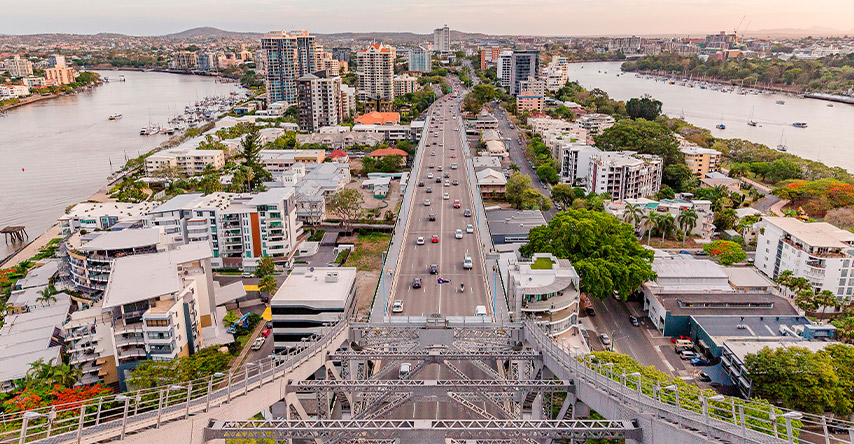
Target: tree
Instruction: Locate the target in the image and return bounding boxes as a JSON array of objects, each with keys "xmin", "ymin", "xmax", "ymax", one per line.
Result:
[
  {"xmin": 237, "ymin": 126, "xmax": 271, "ymax": 189},
  {"xmin": 128, "ymin": 347, "xmax": 231, "ymax": 389},
  {"xmin": 622, "ymin": 203, "xmax": 644, "ymax": 233},
  {"xmin": 550, "ymin": 184, "xmax": 577, "ymax": 209},
  {"xmin": 796, "ymin": 289, "xmax": 843, "ymax": 313},
  {"xmin": 662, "ymin": 163, "xmax": 695, "ymax": 192},
  {"xmin": 505, "ymin": 173, "xmax": 532, "ymax": 209},
  {"xmin": 520, "ymin": 209, "xmax": 656, "ymax": 301},
  {"xmin": 520, "ymin": 188, "xmax": 552, "ymax": 211},
  {"xmin": 594, "ymin": 119, "xmax": 681, "ymax": 166},
  {"xmin": 642, "ymin": 212, "xmax": 660, "ymax": 245},
  {"xmin": 656, "ymin": 213, "xmax": 676, "ymax": 243},
  {"xmin": 327, "ymin": 189, "xmax": 364, "ymax": 233},
  {"xmin": 626, "ymin": 96, "xmax": 662, "ymax": 120},
  {"xmin": 744, "ymin": 346, "xmax": 844, "ymax": 415},
  {"xmin": 258, "ymin": 275, "xmax": 278, "ymax": 301},
  {"xmin": 714, "ymin": 207, "xmax": 738, "ymax": 231},
  {"xmin": 536, "ymin": 164, "xmax": 559, "ymax": 184},
  {"xmin": 255, "ymin": 256, "xmax": 275, "ymax": 278},
  {"xmin": 677, "ymin": 209, "xmax": 698, "ymax": 247},
  {"xmin": 702, "ymin": 240, "xmax": 746, "ymax": 266},
  {"xmin": 24, "ymin": 358, "xmax": 81, "ymax": 391},
  {"xmin": 36, "ymin": 287, "xmax": 56, "ymax": 307},
  {"xmin": 509, "ymin": 163, "xmax": 520, "ymax": 172}
]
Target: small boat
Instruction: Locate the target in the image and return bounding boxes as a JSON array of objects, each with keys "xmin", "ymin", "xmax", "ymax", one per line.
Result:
[
  {"xmin": 716, "ymin": 124, "xmax": 726, "ymax": 130},
  {"xmin": 792, "ymin": 122, "xmax": 808, "ymax": 128},
  {"xmin": 776, "ymin": 100, "xmax": 785, "ymax": 105},
  {"xmin": 747, "ymin": 121, "xmax": 757, "ymax": 127},
  {"xmin": 828, "ymin": 103, "xmax": 834, "ymax": 107},
  {"xmin": 109, "ymin": 113, "xmax": 122, "ymax": 120},
  {"xmin": 747, "ymin": 106, "xmax": 757, "ymax": 126},
  {"xmin": 777, "ymin": 131, "xmax": 787, "ymax": 151},
  {"xmin": 139, "ymin": 127, "xmax": 148, "ymax": 135}
]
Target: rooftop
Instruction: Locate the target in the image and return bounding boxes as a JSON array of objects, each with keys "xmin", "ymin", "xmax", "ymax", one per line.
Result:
[
  {"xmin": 724, "ymin": 339, "xmax": 837, "ymax": 362},
  {"xmin": 14, "ymin": 259, "xmax": 58, "ymax": 289},
  {"xmin": 79, "ymin": 227, "xmax": 162, "ymax": 251},
  {"xmin": 763, "ymin": 216, "xmax": 854, "ymax": 248},
  {"xmin": 693, "ymin": 315, "xmax": 814, "ymax": 341},
  {"xmin": 486, "ymin": 209, "xmax": 547, "ymax": 237},
  {"xmin": 151, "ymin": 193, "xmax": 204, "ymax": 214},
  {"xmin": 271, "ymin": 267, "xmax": 356, "ymax": 305},
  {"xmin": 655, "ymin": 291, "xmax": 797, "ymax": 318},
  {"xmin": 60, "ymin": 202, "xmax": 156, "ymax": 220},
  {"xmin": 247, "ymin": 187, "xmax": 295, "ymax": 206},
  {"xmin": 355, "ymin": 111, "xmax": 400, "ymax": 125},
  {"xmin": 722, "ymin": 267, "xmax": 774, "ymax": 289}
]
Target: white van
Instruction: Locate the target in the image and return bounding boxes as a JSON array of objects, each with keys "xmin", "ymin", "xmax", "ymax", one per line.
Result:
[
  {"xmin": 463, "ymin": 255, "xmax": 473, "ymax": 269},
  {"xmin": 399, "ymin": 362, "xmax": 411, "ymax": 379},
  {"xmin": 475, "ymin": 305, "xmax": 487, "ymax": 317}
]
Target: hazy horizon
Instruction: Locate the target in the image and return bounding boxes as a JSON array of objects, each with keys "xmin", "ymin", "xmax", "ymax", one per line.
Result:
[{"xmin": 3, "ymin": 0, "xmax": 854, "ymax": 37}]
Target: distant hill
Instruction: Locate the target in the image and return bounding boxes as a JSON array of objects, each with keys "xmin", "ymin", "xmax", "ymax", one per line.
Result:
[{"xmin": 162, "ymin": 27, "xmax": 262, "ymax": 39}]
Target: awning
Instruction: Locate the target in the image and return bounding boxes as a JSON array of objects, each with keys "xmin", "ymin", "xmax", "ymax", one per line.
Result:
[{"xmin": 262, "ymin": 307, "xmax": 272, "ymax": 322}]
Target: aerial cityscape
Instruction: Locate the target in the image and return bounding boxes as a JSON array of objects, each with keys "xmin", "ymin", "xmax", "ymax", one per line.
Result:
[{"xmin": 2, "ymin": 2, "xmax": 854, "ymax": 442}]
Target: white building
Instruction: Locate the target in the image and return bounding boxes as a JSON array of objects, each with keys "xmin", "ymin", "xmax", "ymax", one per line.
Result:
[
  {"xmin": 0, "ymin": 84, "xmax": 29, "ymax": 98},
  {"xmin": 496, "ymin": 51, "xmax": 513, "ymax": 90},
  {"xmin": 356, "ymin": 43, "xmax": 396, "ymax": 102},
  {"xmin": 506, "ymin": 253, "xmax": 580, "ymax": 337},
  {"xmin": 271, "ymin": 267, "xmax": 356, "ymax": 350},
  {"xmin": 433, "ymin": 25, "xmax": 451, "ymax": 52},
  {"xmin": 543, "ymin": 56, "xmax": 569, "ymax": 91},
  {"xmin": 58, "ymin": 202, "xmax": 157, "ymax": 236},
  {"xmin": 577, "ymin": 113, "xmax": 615, "ymax": 136},
  {"xmin": 3, "ymin": 56, "xmax": 33, "ymax": 77},
  {"xmin": 755, "ymin": 217, "xmax": 854, "ymax": 300},
  {"xmin": 393, "ymin": 74, "xmax": 420, "ymax": 97},
  {"xmin": 589, "ymin": 150, "xmax": 662, "ymax": 200}
]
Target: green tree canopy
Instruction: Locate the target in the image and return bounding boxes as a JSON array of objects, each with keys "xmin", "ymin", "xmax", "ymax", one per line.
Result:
[
  {"xmin": 626, "ymin": 96, "xmax": 663, "ymax": 120},
  {"xmin": 702, "ymin": 240, "xmax": 746, "ymax": 266},
  {"xmin": 520, "ymin": 209, "xmax": 656, "ymax": 301},
  {"xmin": 594, "ymin": 119, "xmax": 681, "ymax": 166}
]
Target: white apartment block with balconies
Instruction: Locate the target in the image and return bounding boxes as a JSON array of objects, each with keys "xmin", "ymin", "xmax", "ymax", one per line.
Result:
[
  {"xmin": 589, "ymin": 151, "xmax": 663, "ymax": 200},
  {"xmin": 356, "ymin": 44, "xmax": 395, "ymax": 102},
  {"xmin": 507, "ymin": 253, "xmax": 581, "ymax": 337},
  {"xmin": 58, "ymin": 202, "xmax": 157, "ymax": 236},
  {"xmin": 543, "ymin": 57, "xmax": 569, "ymax": 91},
  {"xmin": 755, "ymin": 217, "xmax": 854, "ymax": 300}
]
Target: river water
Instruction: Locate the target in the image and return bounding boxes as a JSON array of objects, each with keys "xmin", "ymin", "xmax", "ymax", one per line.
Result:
[
  {"xmin": 567, "ymin": 61, "xmax": 854, "ymax": 171},
  {"xmin": 0, "ymin": 70, "xmax": 241, "ymax": 261}
]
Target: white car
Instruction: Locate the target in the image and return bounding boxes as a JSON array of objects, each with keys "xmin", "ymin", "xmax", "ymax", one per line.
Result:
[
  {"xmin": 392, "ymin": 300, "xmax": 404, "ymax": 313},
  {"xmin": 251, "ymin": 337, "xmax": 265, "ymax": 350},
  {"xmin": 428, "ymin": 172, "xmax": 434, "ymax": 179},
  {"xmin": 443, "ymin": 192, "xmax": 450, "ymax": 200},
  {"xmin": 466, "ymin": 224, "xmax": 474, "ymax": 233},
  {"xmin": 455, "ymin": 229, "xmax": 463, "ymax": 239},
  {"xmin": 424, "ymin": 199, "xmax": 431, "ymax": 206},
  {"xmin": 416, "ymin": 236, "xmax": 425, "ymax": 245}
]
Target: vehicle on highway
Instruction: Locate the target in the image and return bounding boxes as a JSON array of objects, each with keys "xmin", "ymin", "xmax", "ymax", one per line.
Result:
[
  {"xmin": 261, "ymin": 328, "xmax": 271, "ymax": 338},
  {"xmin": 450, "ymin": 154, "xmax": 456, "ymax": 158},
  {"xmin": 451, "ymin": 163, "xmax": 458, "ymax": 169},
  {"xmin": 453, "ymin": 200, "xmax": 461, "ymax": 208},
  {"xmin": 426, "ymin": 187, "xmax": 432, "ymax": 193},
  {"xmin": 418, "ymin": 181, "xmax": 424, "ymax": 187},
  {"xmin": 475, "ymin": 305, "xmax": 487, "ymax": 317},
  {"xmin": 428, "ymin": 172, "xmax": 434, "ymax": 179},
  {"xmin": 463, "ymin": 209, "xmax": 472, "ymax": 217},
  {"xmin": 416, "ymin": 237, "xmax": 424, "ymax": 245},
  {"xmin": 463, "ymin": 255, "xmax": 473, "ymax": 269},
  {"xmin": 455, "ymin": 229, "xmax": 463, "ymax": 239},
  {"xmin": 629, "ymin": 315, "xmax": 640, "ymax": 327},
  {"xmin": 429, "ymin": 163, "xmax": 434, "ymax": 168},
  {"xmin": 452, "ymin": 179, "xmax": 459, "ymax": 186},
  {"xmin": 444, "ymin": 180, "xmax": 450, "ymax": 187},
  {"xmin": 431, "ymin": 235, "xmax": 439, "ymax": 243},
  {"xmin": 438, "ymin": 165, "xmax": 443, "ymax": 171},
  {"xmin": 399, "ymin": 363, "xmax": 411, "ymax": 379},
  {"xmin": 392, "ymin": 300, "xmax": 404, "ymax": 313},
  {"xmin": 251, "ymin": 337, "xmax": 266, "ymax": 350},
  {"xmin": 424, "ymin": 199, "xmax": 431, "ymax": 206},
  {"xmin": 429, "ymin": 264, "xmax": 438, "ymax": 274},
  {"xmin": 444, "ymin": 173, "xmax": 449, "ymax": 178},
  {"xmin": 443, "ymin": 192, "xmax": 449, "ymax": 200},
  {"xmin": 429, "ymin": 214, "xmax": 436, "ymax": 221},
  {"xmin": 599, "ymin": 333, "xmax": 611, "ymax": 346},
  {"xmin": 431, "ymin": 151, "xmax": 436, "ymax": 156},
  {"xmin": 466, "ymin": 224, "xmax": 474, "ymax": 233},
  {"xmin": 680, "ymin": 350, "xmax": 699, "ymax": 360},
  {"xmin": 411, "ymin": 278, "xmax": 422, "ymax": 289}
]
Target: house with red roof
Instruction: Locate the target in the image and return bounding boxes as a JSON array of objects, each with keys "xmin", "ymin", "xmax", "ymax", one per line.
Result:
[
  {"xmin": 328, "ymin": 149, "xmax": 350, "ymax": 163},
  {"xmin": 355, "ymin": 111, "xmax": 400, "ymax": 125}
]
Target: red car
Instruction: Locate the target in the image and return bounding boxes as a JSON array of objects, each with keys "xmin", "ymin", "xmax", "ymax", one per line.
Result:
[
  {"xmin": 670, "ymin": 335, "xmax": 690, "ymax": 343},
  {"xmin": 431, "ymin": 235, "xmax": 439, "ymax": 243},
  {"xmin": 450, "ymin": 154, "xmax": 456, "ymax": 158},
  {"xmin": 261, "ymin": 328, "xmax": 271, "ymax": 338},
  {"xmin": 453, "ymin": 200, "xmax": 461, "ymax": 208}
]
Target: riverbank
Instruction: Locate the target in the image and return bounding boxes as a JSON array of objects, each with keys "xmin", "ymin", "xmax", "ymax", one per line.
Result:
[
  {"xmin": 0, "ymin": 80, "xmax": 103, "ymax": 113},
  {"xmin": 626, "ymin": 69, "xmax": 809, "ymax": 96}
]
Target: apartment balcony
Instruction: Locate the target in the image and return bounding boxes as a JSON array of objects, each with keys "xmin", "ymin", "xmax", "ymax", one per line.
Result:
[
  {"xmin": 113, "ymin": 320, "xmax": 144, "ymax": 335},
  {"xmin": 782, "ymin": 237, "xmax": 847, "ymax": 258},
  {"xmin": 521, "ymin": 290, "xmax": 579, "ymax": 313},
  {"xmin": 115, "ymin": 335, "xmax": 146, "ymax": 347},
  {"xmin": 69, "ymin": 351, "xmax": 99, "ymax": 366},
  {"xmin": 117, "ymin": 346, "xmax": 147, "ymax": 359},
  {"xmin": 803, "ymin": 268, "xmax": 826, "ymax": 279}
]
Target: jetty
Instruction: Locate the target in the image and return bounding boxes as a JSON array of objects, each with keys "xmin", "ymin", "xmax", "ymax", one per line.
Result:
[{"xmin": 1, "ymin": 226, "xmax": 28, "ymax": 243}]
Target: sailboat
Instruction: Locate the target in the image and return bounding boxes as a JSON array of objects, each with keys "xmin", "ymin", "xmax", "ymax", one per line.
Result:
[
  {"xmin": 777, "ymin": 131, "xmax": 787, "ymax": 152},
  {"xmin": 747, "ymin": 106, "xmax": 757, "ymax": 127}
]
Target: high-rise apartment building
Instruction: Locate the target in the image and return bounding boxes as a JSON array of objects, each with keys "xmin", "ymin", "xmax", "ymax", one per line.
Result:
[
  {"xmin": 197, "ymin": 53, "xmax": 220, "ymax": 71},
  {"xmin": 543, "ymin": 56, "xmax": 568, "ymax": 91},
  {"xmin": 45, "ymin": 66, "xmax": 76, "ymax": 85},
  {"xmin": 433, "ymin": 25, "xmax": 451, "ymax": 52},
  {"xmin": 262, "ymin": 30, "xmax": 317, "ymax": 104},
  {"xmin": 4, "ymin": 56, "xmax": 33, "ymax": 77},
  {"xmin": 332, "ymin": 48, "xmax": 351, "ymax": 63},
  {"xmin": 297, "ymin": 73, "xmax": 343, "ymax": 132},
  {"xmin": 356, "ymin": 43, "xmax": 396, "ymax": 102},
  {"xmin": 496, "ymin": 51, "xmax": 513, "ymax": 90},
  {"xmin": 480, "ymin": 47, "xmax": 501, "ymax": 70},
  {"xmin": 171, "ymin": 51, "xmax": 197, "ymax": 70},
  {"xmin": 408, "ymin": 47, "xmax": 431, "ymax": 73},
  {"xmin": 393, "ymin": 74, "xmax": 419, "ymax": 97},
  {"xmin": 559, "ymin": 145, "xmax": 662, "ymax": 199},
  {"xmin": 517, "ymin": 76, "xmax": 545, "ymax": 113},
  {"xmin": 510, "ymin": 50, "xmax": 539, "ymax": 96}
]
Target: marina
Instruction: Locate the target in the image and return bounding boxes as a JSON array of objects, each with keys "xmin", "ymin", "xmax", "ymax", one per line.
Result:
[{"xmin": 567, "ymin": 61, "xmax": 854, "ymax": 172}]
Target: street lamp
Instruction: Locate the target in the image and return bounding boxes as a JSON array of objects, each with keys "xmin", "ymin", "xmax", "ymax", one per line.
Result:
[
  {"xmin": 782, "ymin": 411, "xmax": 803, "ymax": 444},
  {"xmin": 20, "ymin": 411, "xmax": 43, "ymax": 444},
  {"xmin": 663, "ymin": 384, "xmax": 680, "ymax": 409},
  {"xmin": 115, "ymin": 395, "xmax": 130, "ymax": 439},
  {"xmin": 207, "ymin": 372, "xmax": 225, "ymax": 412},
  {"xmin": 244, "ymin": 362, "xmax": 257, "ymax": 395}
]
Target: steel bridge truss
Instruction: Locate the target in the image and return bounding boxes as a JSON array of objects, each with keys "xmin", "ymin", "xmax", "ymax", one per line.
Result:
[{"xmin": 202, "ymin": 419, "xmax": 644, "ymax": 442}]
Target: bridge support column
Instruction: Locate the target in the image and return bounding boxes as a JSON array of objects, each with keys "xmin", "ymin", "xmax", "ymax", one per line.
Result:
[{"xmin": 574, "ymin": 400, "xmax": 590, "ymax": 418}]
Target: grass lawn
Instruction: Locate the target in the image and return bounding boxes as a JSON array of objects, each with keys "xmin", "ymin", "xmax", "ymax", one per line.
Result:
[
  {"xmin": 531, "ymin": 257, "xmax": 555, "ymax": 270},
  {"xmin": 348, "ymin": 231, "xmax": 392, "ymax": 272}
]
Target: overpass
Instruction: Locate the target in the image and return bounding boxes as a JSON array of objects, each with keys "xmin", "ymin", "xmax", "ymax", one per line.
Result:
[{"xmin": 3, "ymin": 79, "xmax": 852, "ymax": 443}]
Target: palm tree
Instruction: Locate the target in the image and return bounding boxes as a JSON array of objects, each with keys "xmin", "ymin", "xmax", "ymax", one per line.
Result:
[
  {"xmin": 677, "ymin": 209, "xmax": 699, "ymax": 247},
  {"xmin": 259, "ymin": 275, "xmax": 278, "ymax": 301},
  {"xmin": 642, "ymin": 212, "xmax": 660, "ymax": 245},
  {"xmin": 36, "ymin": 287, "xmax": 56, "ymax": 307},
  {"xmin": 659, "ymin": 214, "xmax": 676, "ymax": 243},
  {"xmin": 623, "ymin": 203, "xmax": 644, "ymax": 234}
]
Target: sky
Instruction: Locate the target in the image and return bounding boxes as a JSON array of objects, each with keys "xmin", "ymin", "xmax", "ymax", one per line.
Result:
[{"xmin": 4, "ymin": 0, "xmax": 854, "ymax": 36}]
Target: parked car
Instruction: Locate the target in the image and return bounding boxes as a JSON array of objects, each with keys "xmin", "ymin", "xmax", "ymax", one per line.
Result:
[
  {"xmin": 392, "ymin": 300, "xmax": 404, "ymax": 313},
  {"xmin": 599, "ymin": 333, "xmax": 611, "ymax": 346},
  {"xmin": 691, "ymin": 357, "xmax": 711, "ymax": 366},
  {"xmin": 260, "ymin": 328, "xmax": 271, "ymax": 337},
  {"xmin": 411, "ymin": 278, "xmax": 422, "ymax": 289},
  {"xmin": 680, "ymin": 350, "xmax": 699, "ymax": 360},
  {"xmin": 251, "ymin": 337, "xmax": 265, "ymax": 350},
  {"xmin": 242, "ymin": 272, "xmax": 253, "ymax": 278},
  {"xmin": 629, "ymin": 315, "xmax": 639, "ymax": 327},
  {"xmin": 697, "ymin": 372, "xmax": 711, "ymax": 382}
]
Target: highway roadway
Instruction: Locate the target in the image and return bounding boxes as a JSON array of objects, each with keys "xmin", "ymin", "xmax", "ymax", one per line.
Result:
[{"xmin": 389, "ymin": 80, "xmax": 490, "ymax": 319}]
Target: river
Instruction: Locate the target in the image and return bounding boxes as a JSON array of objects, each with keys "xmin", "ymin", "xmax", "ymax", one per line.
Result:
[
  {"xmin": 566, "ymin": 61, "xmax": 854, "ymax": 171},
  {"xmin": 0, "ymin": 70, "xmax": 242, "ymax": 262}
]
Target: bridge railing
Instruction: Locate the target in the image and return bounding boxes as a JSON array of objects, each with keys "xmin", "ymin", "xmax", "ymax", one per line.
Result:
[
  {"xmin": 0, "ymin": 320, "xmax": 349, "ymax": 443},
  {"xmin": 523, "ymin": 319, "xmax": 854, "ymax": 444}
]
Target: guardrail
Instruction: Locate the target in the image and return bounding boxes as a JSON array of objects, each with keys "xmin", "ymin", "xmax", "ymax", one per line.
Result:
[
  {"xmin": 522, "ymin": 319, "xmax": 854, "ymax": 444},
  {"xmin": 0, "ymin": 320, "xmax": 349, "ymax": 443}
]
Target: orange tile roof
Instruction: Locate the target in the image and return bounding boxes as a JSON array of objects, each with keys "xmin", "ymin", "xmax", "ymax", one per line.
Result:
[
  {"xmin": 368, "ymin": 148, "xmax": 408, "ymax": 157},
  {"xmin": 355, "ymin": 111, "xmax": 401, "ymax": 125},
  {"xmin": 328, "ymin": 149, "xmax": 348, "ymax": 158}
]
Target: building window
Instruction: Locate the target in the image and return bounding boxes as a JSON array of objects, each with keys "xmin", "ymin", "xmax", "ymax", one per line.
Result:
[{"xmin": 145, "ymin": 319, "xmax": 169, "ymax": 328}]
